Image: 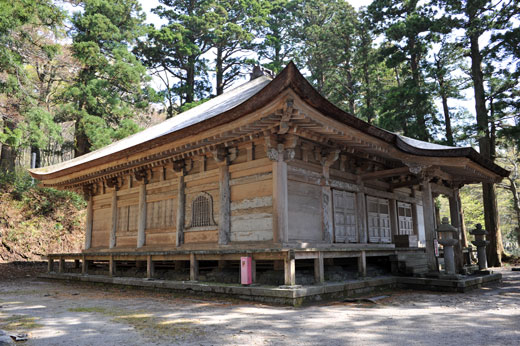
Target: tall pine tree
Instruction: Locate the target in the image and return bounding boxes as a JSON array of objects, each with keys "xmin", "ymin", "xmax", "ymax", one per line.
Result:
[{"xmin": 64, "ymin": 0, "xmax": 153, "ymax": 157}]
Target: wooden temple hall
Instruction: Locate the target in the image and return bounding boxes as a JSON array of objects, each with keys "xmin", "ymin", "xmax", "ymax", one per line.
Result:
[{"xmin": 30, "ymin": 63, "xmax": 509, "ymax": 287}]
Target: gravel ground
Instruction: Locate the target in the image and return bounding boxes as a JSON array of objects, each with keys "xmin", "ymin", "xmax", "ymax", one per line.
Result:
[{"xmin": 0, "ymin": 267, "xmax": 519, "ymax": 346}]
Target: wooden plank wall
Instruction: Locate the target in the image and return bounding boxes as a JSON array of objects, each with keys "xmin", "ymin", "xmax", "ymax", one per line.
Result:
[
  {"xmin": 287, "ymin": 179, "xmax": 322, "ymax": 241},
  {"xmin": 229, "ymin": 156, "xmax": 273, "ymax": 242},
  {"xmin": 91, "ymin": 193, "xmax": 111, "ymax": 248},
  {"xmin": 88, "ymin": 139, "xmax": 275, "ymax": 249},
  {"xmin": 145, "ymin": 178, "xmax": 177, "ymax": 246},
  {"xmin": 286, "ymin": 155, "xmax": 422, "ymax": 244}
]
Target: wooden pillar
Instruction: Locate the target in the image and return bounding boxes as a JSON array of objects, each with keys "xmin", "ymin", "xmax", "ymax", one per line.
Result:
[
  {"xmin": 176, "ymin": 173, "xmax": 185, "ymax": 247},
  {"xmin": 322, "ymin": 186, "xmax": 334, "ymax": 243},
  {"xmin": 74, "ymin": 259, "xmax": 80, "ymax": 269},
  {"xmin": 109, "ymin": 255, "xmax": 116, "ymax": 277},
  {"xmin": 389, "ymin": 199, "xmax": 399, "ymax": 238},
  {"xmin": 85, "ymin": 195, "xmax": 93, "ymax": 250},
  {"xmin": 82, "ymin": 255, "xmax": 88, "ymax": 274},
  {"xmin": 421, "ymin": 180, "xmax": 438, "ymax": 272},
  {"xmin": 190, "ymin": 253, "xmax": 198, "ymax": 281},
  {"xmin": 146, "ymin": 255, "xmax": 154, "ymax": 279},
  {"xmin": 356, "ymin": 178, "xmax": 368, "ymax": 243},
  {"xmin": 110, "ymin": 189, "xmax": 117, "ymax": 249},
  {"xmin": 47, "ymin": 257, "xmax": 54, "ymax": 273},
  {"xmin": 58, "ymin": 257, "xmax": 65, "ymax": 273},
  {"xmin": 273, "ymin": 160, "xmax": 289, "ymax": 243},
  {"xmin": 218, "ymin": 164, "xmax": 230, "ymax": 244},
  {"xmin": 284, "ymin": 250, "xmax": 296, "ymax": 286},
  {"xmin": 321, "ymin": 150, "xmax": 339, "ymax": 243},
  {"xmin": 449, "ymin": 188, "xmax": 464, "ymax": 273},
  {"xmin": 457, "ymin": 192, "xmax": 468, "ymax": 247},
  {"xmin": 251, "ymin": 258, "xmax": 257, "ymax": 283},
  {"xmin": 314, "ymin": 252, "xmax": 324, "ymax": 284},
  {"xmin": 137, "ymin": 182, "xmax": 147, "ymax": 248},
  {"xmin": 358, "ymin": 251, "xmax": 367, "ymax": 277}
]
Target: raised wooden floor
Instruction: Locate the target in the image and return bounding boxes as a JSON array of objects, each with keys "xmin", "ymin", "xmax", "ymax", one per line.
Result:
[{"xmin": 47, "ymin": 246, "xmax": 424, "ymax": 286}]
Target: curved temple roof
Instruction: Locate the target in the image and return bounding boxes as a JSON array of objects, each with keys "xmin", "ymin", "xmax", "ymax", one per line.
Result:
[{"xmin": 29, "ymin": 62, "xmax": 509, "ymax": 184}]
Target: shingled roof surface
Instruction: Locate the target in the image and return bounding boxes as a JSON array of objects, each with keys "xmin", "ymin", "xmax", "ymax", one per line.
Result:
[{"xmin": 29, "ymin": 62, "xmax": 509, "ymax": 180}]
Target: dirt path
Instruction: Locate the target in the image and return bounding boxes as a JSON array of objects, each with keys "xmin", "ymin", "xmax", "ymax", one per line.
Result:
[{"xmin": 0, "ymin": 267, "xmax": 519, "ymax": 345}]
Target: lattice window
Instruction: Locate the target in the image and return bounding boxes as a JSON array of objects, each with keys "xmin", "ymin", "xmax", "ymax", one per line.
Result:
[
  {"xmin": 367, "ymin": 196, "xmax": 391, "ymax": 243},
  {"xmin": 189, "ymin": 192, "xmax": 216, "ymax": 228},
  {"xmin": 397, "ymin": 202, "xmax": 414, "ymax": 235}
]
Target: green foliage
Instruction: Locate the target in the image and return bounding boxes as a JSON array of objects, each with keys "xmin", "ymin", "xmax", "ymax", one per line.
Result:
[
  {"xmin": 64, "ymin": 0, "xmax": 154, "ymax": 156},
  {"xmin": 0, "ymin": 171, "xmax": 85, "ymax": 213},
  {"xmin": 256, "ymin": 0, "xmax": 297, "ymax": 74},
  {"xmin": 368, "ymin": 0, "xmax": 440, "ymax": 141},
  {"xmin": 0, "ymin": 171, "xmax": 35, "ymax": 200},
  {"xmin": 178, "ymin": 98, "xmax": 211, "ymax": 113}
]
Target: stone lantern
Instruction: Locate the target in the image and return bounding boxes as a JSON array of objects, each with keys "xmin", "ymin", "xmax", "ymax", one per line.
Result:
[
  {"xmin": 470, "ymin": 224, "xmax": 489, "ymax": 270},
  {"xmin": 437, "ymin": 217, "xmax": 459, "ymax": 275}
]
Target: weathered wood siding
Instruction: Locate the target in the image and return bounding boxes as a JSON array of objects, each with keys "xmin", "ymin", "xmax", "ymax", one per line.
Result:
[
  {"xmin": 116, "ymin": 187, "xmax": 139, "ymax": 247},
  {"xmin": 229, "ymin": 157, "xmax": 273, "ymax": 242},
  {"xmin": 145, "ymin": 180, "xmax": 177, "ymax": 246},
  {"xmin": 91, "ymin": 193, "xmax": 111, "ymax": 248},
  {"xmin": 287, "ymin": 179, "xmax": 322, "ymax": 241}
]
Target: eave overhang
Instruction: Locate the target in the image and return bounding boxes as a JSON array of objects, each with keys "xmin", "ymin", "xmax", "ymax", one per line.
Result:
[{"xmin": 29, "ymin": 62, "xmax": 509, "ymax": 188}]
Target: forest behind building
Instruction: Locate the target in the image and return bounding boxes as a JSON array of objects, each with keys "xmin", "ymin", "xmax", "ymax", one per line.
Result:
[{"xmin": 1, "ymin": 0, "xmax": 519, "ymax": 263}]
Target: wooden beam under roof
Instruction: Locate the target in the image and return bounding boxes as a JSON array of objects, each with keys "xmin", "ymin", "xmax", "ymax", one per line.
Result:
[
  {"xmin": 361, "ymin": 166, "xmax": 410, "ymax": 181},
  {"xmin": 390, "ymin": 178, "xmax": 421, "ymax": 189}
]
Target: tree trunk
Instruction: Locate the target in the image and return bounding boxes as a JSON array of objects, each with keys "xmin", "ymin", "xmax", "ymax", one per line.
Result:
[
  {"xmin": 30, "ymin": 145, "xmax": 41, "ymax": 169},
  {"xmin": 362, "ymin": 57, "xmax": 374, "ymax": 124},
  {"xmin": 346, "ymin": 67, "xmax": 355, "ymax": 114},
  {"xmin": 467, "ymin": 13, "xmax": 504, "ymax": 266},
  {"xmin": 186, "ymin": 56, "xmax": 195, "ymax": 104},
  {"xmin": 409, "ymin": 37, "xmax": 428, "ymax": 141},
  {"xmin": 0, "ymin": 120, "xmax": 16, "ymax": 173},
  {"xmin": 439, "ymin": 77, "xmax": 454, "ymax": 146},
  {"xmin": 74, "ymin": 120, "xmax": 90, "ymax": 158},
  {"xmin": 216, "ymin": 46, "xmax": 224, "ymax": 96},
  {"xmin": 508, "ymin": 178, "xmax": 520, "ymax": 247}
]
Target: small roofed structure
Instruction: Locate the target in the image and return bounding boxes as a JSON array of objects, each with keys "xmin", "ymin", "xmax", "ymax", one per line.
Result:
[{"xmin": 30, "ymin": 62, "xmax": 508, "ymax": 290}]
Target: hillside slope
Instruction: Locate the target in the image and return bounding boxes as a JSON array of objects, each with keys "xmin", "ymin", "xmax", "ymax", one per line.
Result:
[{"xmin": 0, "ymin": 175, "xmax": 85, "ymax": 262}]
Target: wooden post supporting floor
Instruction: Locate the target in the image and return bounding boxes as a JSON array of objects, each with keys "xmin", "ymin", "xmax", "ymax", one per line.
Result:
[
  {"xmin": 251, "ymin": 258, "xmax": 257, "ymax": 283},
  {"xmin": 82, "ymin": 255, "xmax": 88, "ymax": 274},
  {"xmin": 58, "ymin": 257, "xmax": 65, "ymax": 273},
  {"xmin": 74, "ymin": 259, "xmax": 80, "ymax": 269},
  {"xmin": 146, "ymin": 255, "xmax": 154, "ymax": 279},
  {"xmin": 190, "ymin": 253, "xmax": 198, "ymax": 281},
  {"xmin": 47, "ymin": 257, "xmax": 54, "ymax": 273},
  {"xmin": 314, "ymin": 252, "xmax": 324, "ymax": 284},
  {"xmin": 358, "ymin": 251, "xmax": 367, "ymax": 277},
  {"xmin": 284, "ymin": 251, "xmax": 296, "ymax": 286},
  {"xmin": 109, "ymin": 255, "xmax": 116, "ymax": 277}
]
